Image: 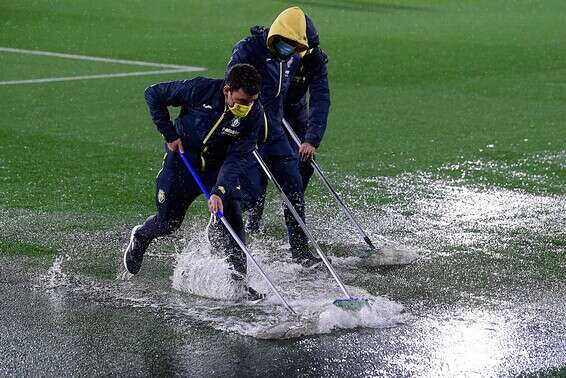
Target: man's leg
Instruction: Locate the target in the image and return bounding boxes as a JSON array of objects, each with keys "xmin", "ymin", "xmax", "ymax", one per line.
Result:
[
  {"xmin": 239, "ymin": 152, "xmax": 268, "ymax": 233},
  {"xmin": 198, "ymin": 169, "xmax": 247, "ymax": 276},
  {"xmin": 270, "ymin": 156, "xmax": 309, "ymax": 253},
  {"xmin": 298, "ymin": 160, "xmax": 315, "ymax": 192},
  {"xmin": 205, "ymin": 174, "xmax": 265, "ymax": 300},
  {"xmin": 124, "ymin": 151, "xmax": 196, "ymax": 274},
  {"xmin": 284, "ymin": 103, "xmax": 315, "ymax": 192},
  {"xmin": 223, "ymin": 194, "xmax": 265, "ymax": 300},
  {"xmin": 265, "ymin": 136, "xmax": 315, "ymax": 256},
  {"xmin": 220, "ymin": 194, "xmax": 247, "ymax": 277}
]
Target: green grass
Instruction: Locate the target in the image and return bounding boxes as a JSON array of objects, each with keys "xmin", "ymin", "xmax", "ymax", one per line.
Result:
[
  {"xmin": 0, "ymin": 52, "xmax": 158, "ymax": 81},
  {"xmin": 0, "ymin": 237, "xmax": 58, "ymax": 257},
  {"xmin": 0, "ymin": 6, "xmax": 563, "ymax": 375},
  {"xmin": 1, "ymin": 0, "xmax": 565, "ymax": 257}
]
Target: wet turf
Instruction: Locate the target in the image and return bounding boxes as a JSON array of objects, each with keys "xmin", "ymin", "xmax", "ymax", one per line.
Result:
[
  {"xmin": 0, "ymin": 237, "xmax": 58, "ymax": 257},
  {"xmin": 0, "ymin": 0, "xmax": 565, "ymax": 376}
]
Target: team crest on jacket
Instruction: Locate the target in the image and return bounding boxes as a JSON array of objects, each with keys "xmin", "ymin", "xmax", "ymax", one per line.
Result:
[
  {"xmin": 158, "ymin": 189, "xmax": 166, "ymax": 203},
  {"xmin": 231, "ymin": 118, "xmax": 240, "ymax": 128}
]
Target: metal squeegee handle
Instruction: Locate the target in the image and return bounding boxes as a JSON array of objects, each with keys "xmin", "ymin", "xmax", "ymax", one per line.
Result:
[
  {"xmin": 252, "ymin": 150, "xmax": 352, "ymax": 299},
  {"xmin": 282, "ymin": 119, "xmax": 377, "ymax": 250}
]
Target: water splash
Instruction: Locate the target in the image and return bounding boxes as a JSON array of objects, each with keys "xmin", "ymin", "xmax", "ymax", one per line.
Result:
[
  {"xmin": 170, "ymin": 228, "xmax": 409, "ymax": 339},
  {"xmin": 171, "ymin": 239, "xmax": 246, "ymax": 301},
  {"xmin": 40, "ymin": 254, "xmax": 70, "ymax": 289}
]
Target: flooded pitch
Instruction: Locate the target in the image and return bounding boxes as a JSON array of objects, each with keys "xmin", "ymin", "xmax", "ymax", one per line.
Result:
[{"xmin": 1, "ymin": 153, "xmax": 564, "ymax": 376}]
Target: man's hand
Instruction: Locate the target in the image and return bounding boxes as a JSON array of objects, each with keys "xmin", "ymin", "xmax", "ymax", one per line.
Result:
[
  {"xmin": 208, "ymin": 194, "xmax": 224, "ymax": 215},
  {"xmin": 299, "ymin": 142, "xmax": 316, "ymax": 161},
  {"xmin": 167, "ymin": 138, "xmax": 184, "ymax": 153}
]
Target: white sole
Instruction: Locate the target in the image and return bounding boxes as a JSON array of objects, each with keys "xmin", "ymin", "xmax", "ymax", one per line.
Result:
[
  {"xmin": 123, "ymin": 225, "xmax": 141, "ymax": 274},
  {"xmin": 247, "ymin": 297, "xmax": 266, "ymax": 305}
]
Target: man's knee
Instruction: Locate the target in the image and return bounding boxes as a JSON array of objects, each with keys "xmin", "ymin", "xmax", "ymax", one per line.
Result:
[
  {"xmin": 241, "ymin": 182, "xmax": 266, "ymax": 212},
  {"xmin": 277, "ymin": 156, "xmax": 304, "ymax": 194}
]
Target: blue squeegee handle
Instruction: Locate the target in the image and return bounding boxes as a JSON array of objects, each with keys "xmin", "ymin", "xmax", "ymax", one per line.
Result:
[{"xmin": 178, "ymin": 152, "xmax": 224, "ymax": 219}]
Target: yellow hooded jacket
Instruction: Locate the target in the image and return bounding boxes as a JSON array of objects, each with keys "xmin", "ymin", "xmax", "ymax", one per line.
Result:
[{"xmin": 267, "ymin": 6, "xmax": 309, "ymax": 53}]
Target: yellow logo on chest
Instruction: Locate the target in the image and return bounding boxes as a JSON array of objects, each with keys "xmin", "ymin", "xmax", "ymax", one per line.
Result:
[{"xmin": 158, "ymin": 189, "xmax": 166, "ymax": 203}]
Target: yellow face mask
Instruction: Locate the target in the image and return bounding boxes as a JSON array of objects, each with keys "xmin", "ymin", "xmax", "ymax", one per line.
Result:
[{"xmin": 228, "ymin": 102, "xmax": 253, "ymax": 118}]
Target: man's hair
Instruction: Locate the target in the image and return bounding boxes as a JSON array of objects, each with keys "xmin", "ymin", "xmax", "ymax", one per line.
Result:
[{"xmin": 225, "ymin": 63, "xmax": 262, "ymax": 96}]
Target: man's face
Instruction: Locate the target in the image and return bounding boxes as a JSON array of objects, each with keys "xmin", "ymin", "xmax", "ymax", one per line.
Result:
[
  {"xmin": 224, "ymin": 86, "xmax": 258, "ymax": 107},
  {"xmin": 274, "ymin": 37, "xmax": 299, "ymax": 60}
]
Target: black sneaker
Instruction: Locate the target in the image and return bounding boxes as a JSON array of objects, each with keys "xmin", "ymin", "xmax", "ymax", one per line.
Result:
[
  {"xmin": 123, "ymin": 225, "xmax": 148, "ymax": 275},
  {"xmin": 246, "ymin": 286, "xmax": 266, "ymax": 302}
]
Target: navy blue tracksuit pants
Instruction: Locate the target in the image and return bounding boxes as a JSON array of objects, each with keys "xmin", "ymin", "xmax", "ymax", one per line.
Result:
[
  {"xmin": 240, "ymin": 135, "xmax": 309, "ymax": 251},
  {"xmin": 283, "ymin": 102, "xmax": 315, "ymax": 191},
  {"xmin": 136, "ymin": 149, "xmax": 246, "ymax": 275}
]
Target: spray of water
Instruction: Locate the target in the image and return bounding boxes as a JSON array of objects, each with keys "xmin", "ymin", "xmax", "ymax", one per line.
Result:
[
  {"xmin": 170, "ymin": 227, "xmax": 411, "ymax": 339},
  {"xmin": 171, "ymin": 239, "xmax": 247, "ymax": 301},
  {"xmin": 40, "ymin": 254, "xmax": 70, "ymax": 289}
]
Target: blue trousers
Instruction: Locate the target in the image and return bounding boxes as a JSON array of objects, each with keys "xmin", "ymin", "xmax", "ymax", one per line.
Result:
[
  {"xmin": 136, "ymin": 149, "xmax": 246, "ymax": 275},
  {"xmin": 240, "ymin": 135, "xmax": 309, "ymax": 250},
  {"xmin": 283, "ymin": 102, "xmax": 315, "ymax": 191}
]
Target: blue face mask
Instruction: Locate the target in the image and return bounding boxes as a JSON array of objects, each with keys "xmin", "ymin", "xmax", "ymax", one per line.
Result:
[{"xmin": 274, "ymin": 40, "xmax": 296, "ymax": 59}]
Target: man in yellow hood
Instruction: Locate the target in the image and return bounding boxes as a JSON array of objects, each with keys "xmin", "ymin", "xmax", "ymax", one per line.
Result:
[
  {"xmin": 226, "ymin": 7, "xmax": 323, "ymax": 267},
  {"xmin": 246, "ymin": 13, "xmax": 331, "ymax": 240},
  {"xmin": 267, "ymin": 6, "xmax": 309, "ymax": 57}
]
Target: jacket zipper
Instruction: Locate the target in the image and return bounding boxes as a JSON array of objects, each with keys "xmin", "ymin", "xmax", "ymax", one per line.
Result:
[
  {"xmin": 262, "ymin": 112, "xmax": 268, "ymax": 143},
  {"xmin": 275, "ymin": 61, "xmax": 283, "ymax": 97}
]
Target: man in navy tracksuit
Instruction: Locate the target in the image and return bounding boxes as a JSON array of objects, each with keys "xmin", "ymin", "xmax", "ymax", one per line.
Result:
[
  {"xmin": 227, "ymin": 6, "xmax": 320, "ymax": 266},
  {"xmin": 245, "ymin": 15, "xmax": 331, "ymax": 233},
  {"xmin": 123, "ymin": 64, "xmax": 265, "ymax": 300},
  {"xmin": 284, "ymin": 16, "xmax": 330, "ymax": 190}
]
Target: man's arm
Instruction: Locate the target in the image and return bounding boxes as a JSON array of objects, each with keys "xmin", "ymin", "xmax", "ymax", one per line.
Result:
[
  {"xmin": 227, "ymin": 37, "xmax": 256, "ymax": 72},
  {"xmin": 144, "ymin": 79, "xmax": 199, "ymax": 143},
  {"xmin": 304, "ymin": 48, "xmax": 331, "ymax": 148}
]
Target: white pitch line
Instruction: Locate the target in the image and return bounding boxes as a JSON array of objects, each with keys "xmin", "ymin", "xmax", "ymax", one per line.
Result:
[
  {"xmin": 0, "ymin": 69, "xmax": 198, "ymax": 86},
  {"xmin": 0, "ymin": 47, "xmax": 206, "ymax": 70}
]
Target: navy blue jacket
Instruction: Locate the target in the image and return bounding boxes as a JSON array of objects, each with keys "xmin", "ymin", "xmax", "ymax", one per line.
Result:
[
  {"xmin": 284, "ymin": 16, "xmax": 330, "ymax": 147},
  {"xmin": 227, "ymin": 27, "xmax": 300, "ymax": 144},
  {"xmin": 144, "ymin": 77, "xmax": 264, "ymax": 199}
]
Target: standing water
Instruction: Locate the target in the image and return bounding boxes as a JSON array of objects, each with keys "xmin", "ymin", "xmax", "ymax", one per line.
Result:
[{"xmin": 1, "ymin": 154, "xmax": 564, "ymax": 376}]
